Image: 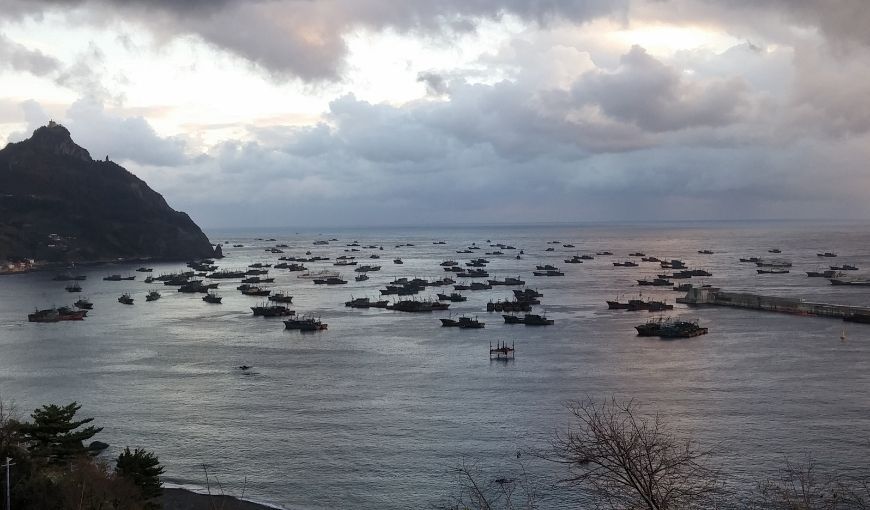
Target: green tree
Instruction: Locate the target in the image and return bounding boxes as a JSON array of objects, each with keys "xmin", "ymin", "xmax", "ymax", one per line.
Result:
[
  {"xmin": 19, "ymin": 401, "xmax": 106, "ymax": 464},
  {"xmin": 116, "ymin": 447, "xmax": 165, "ymax": 501}
]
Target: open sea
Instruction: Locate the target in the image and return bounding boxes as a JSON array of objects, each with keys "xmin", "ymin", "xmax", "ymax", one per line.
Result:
[{"xmin": 1, "ymin": 221, "xmax": 869, "ymax": 508}]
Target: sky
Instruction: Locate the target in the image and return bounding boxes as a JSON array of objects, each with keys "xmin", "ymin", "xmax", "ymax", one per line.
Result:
[{"xmin": 1, "ymin": 0, "xmax": 869, "ymax": 228}]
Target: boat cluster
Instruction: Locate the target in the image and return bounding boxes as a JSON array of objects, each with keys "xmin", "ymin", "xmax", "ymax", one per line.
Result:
[{"xmin": 635, "ymin": 318, "xmax": 708, "ymax": 338}]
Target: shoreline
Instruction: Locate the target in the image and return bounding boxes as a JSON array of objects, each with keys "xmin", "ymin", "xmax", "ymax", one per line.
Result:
[
  {"xmin": 162, "ymin": 487, "xmax": 286, "ymax": 510},
  {"xmin": 0, "ymin": 255, "xmax": 221, "ymax": 276}
]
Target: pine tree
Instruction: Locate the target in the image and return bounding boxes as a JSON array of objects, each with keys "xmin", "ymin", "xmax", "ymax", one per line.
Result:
[
  {"xmin": 18, "ymin": 402, "xmax": 106, "ymax": 464},
  {"xmin": 115, "ymin": 447, "xmax": 165, "ymax": 501}
]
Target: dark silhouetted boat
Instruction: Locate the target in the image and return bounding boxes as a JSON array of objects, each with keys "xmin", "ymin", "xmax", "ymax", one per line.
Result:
[
  {"xmin": 487, "ymin": 300, "xmax": 531, "ymax": 312},
  {"xmin": 533, "ymin": 269, "xmax": 564, "ymax": 276},
  {"xmin": 57, "ymin": 306, "xmax": 87, "ymax": 320},
  {"xmin": 104, "ymin": 274, "xmax": 135, "ymax": 281},
  {"xmin": 490, "ymin": 340, "xmax": 514, "ymax": 360},
  {"xmin": 28, "ymin": 308, "xmax": 61, "ymax": 322},
  {"xmin": 269, "ymin": 292, "xmax": 294, "ymax": 303},
  {"xmin": 313, "ymin": 277, "xmax": 348, "ymax": 285},
  {"xmin": 387, "ymin": 300, "xmax": 438, "ymax": 312},
  {"xmin": 284, "ymin": 316, "xmax": 327, "ymax": 331},
  {"xmin": 658, "ymin": 320, "xmax": 708, "ymax": 338},
  {"xmin": 202, "ymin": 293, "xmax": 222, "ymax": 304},
  {"xmin": 345, "ymin": 297, "xmax": 389, "ymax": 308},
  {"xmin": 441, "ymin": 316, "xmax": 484, "ymax": 328},
  {"xmin": 637, "ymin": 278, "xmax": 671, "ymax": 287},
  {"xmin": 522, "ymin": 313, "xmax": 553, "ymax": 326},
  {"xmin": 241, "ymin": 286, "xmax": 271, "ymax": 296},
  {"xmin": 252, "ymin": 303, "xmax": 294, "ymax": 317},
  {"xmin": 74, "ymin": 298, "xmax": 93, "ymax": 310}
]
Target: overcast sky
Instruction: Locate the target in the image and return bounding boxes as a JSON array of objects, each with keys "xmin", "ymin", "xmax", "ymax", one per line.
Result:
[{"xmin": 1, "ymin": 0, "xmax": 868, "ymax": 227}]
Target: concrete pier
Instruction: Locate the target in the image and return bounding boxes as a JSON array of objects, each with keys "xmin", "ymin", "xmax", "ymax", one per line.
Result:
[{"xmin": 677, "ymin": 287, "xmax": 870, "ymax": 319}]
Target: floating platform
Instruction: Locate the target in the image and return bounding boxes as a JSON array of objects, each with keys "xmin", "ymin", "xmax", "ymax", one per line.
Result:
[{"xmin": 677, "ymin": 287, "xmax": 870, "ymax": 319}]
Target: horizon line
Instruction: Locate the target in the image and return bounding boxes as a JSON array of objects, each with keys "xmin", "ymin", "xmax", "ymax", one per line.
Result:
[{"xmin": 201, "ymin": 218, "xmax": 870, "ymax": 232}]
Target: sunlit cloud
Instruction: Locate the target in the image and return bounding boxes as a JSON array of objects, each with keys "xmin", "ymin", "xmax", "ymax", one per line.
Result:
[{"xmin": 2, "ymin": 0, "xmax": 870, "ymax": 226}]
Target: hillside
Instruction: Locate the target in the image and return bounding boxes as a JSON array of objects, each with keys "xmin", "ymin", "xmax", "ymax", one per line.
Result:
[{"xmin": 0, "ymin": 122, "xmax": 216, "ymax": 263}]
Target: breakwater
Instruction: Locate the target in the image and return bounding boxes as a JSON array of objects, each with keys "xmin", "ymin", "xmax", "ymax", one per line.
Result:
[{"xmin": 677, "ymin": 287, "xmax": 870, "ymax": 318}]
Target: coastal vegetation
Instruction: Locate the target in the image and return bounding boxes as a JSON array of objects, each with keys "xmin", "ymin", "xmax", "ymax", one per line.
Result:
[{"xmin": 0, "ymin": 398, "xmax": 163, "ymax": 509}]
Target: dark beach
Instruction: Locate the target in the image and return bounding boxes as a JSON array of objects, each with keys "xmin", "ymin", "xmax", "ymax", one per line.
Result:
[{"xmin": 163, "ymin": 488, "xmax": 283, "ymax": 510}]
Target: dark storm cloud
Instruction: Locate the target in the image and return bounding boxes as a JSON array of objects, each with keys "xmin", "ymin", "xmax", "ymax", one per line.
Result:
[
  {"xmin": 137, "ymin": 48, "xmax": 794, "ymax": 227},
  {"xmin": 571, "ymin": 46, "xmax": 750, "ymax": 132},
  {"xmin": 712, "ymin": 0, "xmax": 870, "ymax": 47},
  {"xmin": 1, "ymin": 0, "xmax": 628, "ymax": 80},
  {"xmin": 5, "ymin": 0, "xmax": 870, "ymax": 84}
]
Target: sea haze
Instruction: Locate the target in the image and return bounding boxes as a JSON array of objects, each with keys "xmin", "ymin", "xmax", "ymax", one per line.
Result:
[{"xmin": 1, "ymin": 221, "xmax": 869, "ymax": 509}]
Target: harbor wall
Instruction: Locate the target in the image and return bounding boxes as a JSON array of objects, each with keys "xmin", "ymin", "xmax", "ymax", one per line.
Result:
[{"xmin": 677, "ymin": 287, "xmax": 870, "ymax": 318}]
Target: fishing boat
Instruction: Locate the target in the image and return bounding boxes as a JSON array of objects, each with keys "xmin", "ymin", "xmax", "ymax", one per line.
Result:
[
  {"xmin": 268, "ymin": 292, "xmax": 294, "ymax": 303},
  {"xmin": 490, "ymin": 341, "xmax": 515, "ymax": 360},
  {"xmin": 533, "ymin": 269, "xmax": 564, "ymax": 276},
  {"xmin": 440, "ymin": 316, "xmax": 484, "ymax": 328},
  {"xmin": 387, "ymin": 300, "xmax": 436, "ymax": 312},
  {"xmin": 74, "ymin": 298, "xmax": 93, "ymax": 310},
  {"xmin": 313, "ymin": 277, "xmax": 348, "ymax": 285},
  {"xmin": 145, "ymin": 291, "xmax": 161, "ymax": 302},
  {"xmin": 28, "ymin": 308, "xmax": 61, "ymax": 323},
  {"xmin": 657, "ymin": 320, "xmax": 708, "ymax": 338},
  {"xmin": 241, "ymin": 286, "xmax": 271, "ymax": 296},
  {"xmin": 57, "ymin": 306, "xmax": 87, "ymax": 320},
  {"xmin": 297, "ymin": 270, "xmax": 340, "ymax": 279},
  {"xmin": 522, "ymin": 313, "xmax": 554, "ymax": 326},
  {"xmin": 251, "ymin": 303, "xmax": 294, "ymax": 317},
  {"xmin": 345, "ymin": 297, "xmax": 389, "ymax": 308},
  {"xmin": 283, "ymin": 316, "xmax": 327, "ymax": 331},
  {"xmin": 202, "ymin": 293, "xmax": 222, "ymax": 304},
  {"xmin": 118, "ymin": 293, "xmax": 134, "ymax": 305}
]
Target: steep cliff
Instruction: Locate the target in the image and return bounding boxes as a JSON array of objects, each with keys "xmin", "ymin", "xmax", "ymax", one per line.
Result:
[{"xmin": 0, "ymin": 122, "xmax": 215, "ymax": 262}]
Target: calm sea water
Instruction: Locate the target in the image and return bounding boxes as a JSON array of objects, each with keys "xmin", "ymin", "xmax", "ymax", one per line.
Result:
[{"xmin": 1, "ymin": 222, "xmax": 869, "ymax": 508}]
